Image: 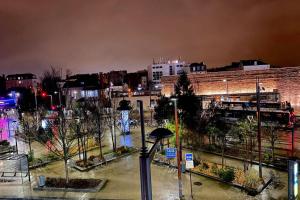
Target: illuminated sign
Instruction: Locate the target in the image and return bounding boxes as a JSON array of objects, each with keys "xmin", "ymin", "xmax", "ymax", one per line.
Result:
[
  {"xmin": 165, "ymin": 148, "xmax": 176, "ymax": 159},
  {"xmin": 120, "ymin": 110, "xmax": 130, "ymax": 134},
  {"xmin": 288, "ymin": 159, "xmax": 299, "ymax": 199},
  {"xmin": 185, "ymin": 153, "xmax": 194, "ymax": 169},
  {"xmin": 295, "ymin": 162, "xmax": 298, "ymax": 197},
  {"xmin": 0, "ymin": 98, "xmax": 16, "ymax": 108}
]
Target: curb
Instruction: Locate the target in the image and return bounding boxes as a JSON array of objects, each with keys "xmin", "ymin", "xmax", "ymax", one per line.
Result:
[
  {"xmin": 33, "ymin": 179, "xmax": 108, "ymax": 193},
  {"xmin": 72, "ymin": 149, "xmax": 139, "ymax": 172}
]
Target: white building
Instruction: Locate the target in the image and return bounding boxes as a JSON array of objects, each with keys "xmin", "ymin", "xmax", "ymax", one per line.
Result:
[
  {"xmin": 242, "ymin": 60, "xmax": 270, "ymax": 71},
  {"xmin": 148, "ymin": 59, "xmax": 188, "ymax": 88}
]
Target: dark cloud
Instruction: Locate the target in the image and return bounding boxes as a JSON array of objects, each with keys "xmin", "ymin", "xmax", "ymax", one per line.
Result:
[{"xmin": 0, "ymin": 0, "xmax": 300, "ymax": 75}]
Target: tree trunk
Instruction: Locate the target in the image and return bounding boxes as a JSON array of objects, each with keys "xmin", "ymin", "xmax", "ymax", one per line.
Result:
[
  {"xmin": 272, "ymin": 142, "xmax": 275, "ymax": 162},
  {"xmin": 28, "ymin": 137, "xmax": 32, "ymax": 153},
  {"xmin": 97, "ymin": 114, "xmax": 103, "ymax": 158},
  {"xmin": 221, "ymin": 137, "xmax": 225, "ymax": 168},
  {"xmin": 77, "ymin": 137, "xmax": 81, "ymax": 160},
  {"xmin": 244, "ymin": 138, "xmax": 248, "ymax": 173},
  {"xmin": 64, "ymin": 158, "xmax": 69, "ymax": 185},
  {"xmin": 250, "ymin": 136, "xmax": 253, "ymax": 167}
]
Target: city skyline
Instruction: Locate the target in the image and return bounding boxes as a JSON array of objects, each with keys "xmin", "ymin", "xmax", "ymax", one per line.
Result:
[{"xmin": 1, "ymin": 0, "xmax": 300, "ymax": 75}]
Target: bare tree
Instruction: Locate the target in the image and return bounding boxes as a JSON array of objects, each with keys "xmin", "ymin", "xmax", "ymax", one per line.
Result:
[
  {"xmin": 34, "ymin": 110, "xmax": 77, "ymax": 184},
  {"xmin": 17, "ymin": 112, "xmax": 37, "ymax": 153}
]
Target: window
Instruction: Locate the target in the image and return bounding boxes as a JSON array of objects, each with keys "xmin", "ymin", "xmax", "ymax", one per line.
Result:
[
  {"xmin": 153, "ymin": 71, "xmax": 163, "ymax": 80},
  {"xmin": 169, "ymin": 66, "xmax": 173, "ymax": 75},
  {"xmin": 81, "ymin": 90, "xmax": 98, "ymax": 98}
]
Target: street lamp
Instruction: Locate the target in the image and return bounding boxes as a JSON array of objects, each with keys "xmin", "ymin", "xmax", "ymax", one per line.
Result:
[
  {"xmin": 138, "ymin": 99, "xmax": 173, "ymax": 200},
  {"xmin": 256, "ymin": 77, "xmax": 265, "ymax": 179},
  {"xmin": 171, "ymin": 98, "xmax": 183, "ymax": 199},
  {"xmin": 42, "ymin": 92, "xmax": 53, "ymax": 109},
  {"xmin": 54, "ymin": 91, "xmax": 62, "ymax": 108}
]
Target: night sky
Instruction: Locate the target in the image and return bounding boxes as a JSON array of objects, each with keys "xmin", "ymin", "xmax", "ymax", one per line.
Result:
[{"xmin": 1, "ymin": 0, "xmax": 300, "ymax": 76}]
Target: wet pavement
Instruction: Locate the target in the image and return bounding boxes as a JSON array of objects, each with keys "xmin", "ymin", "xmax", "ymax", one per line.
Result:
[
  {"xmin": 0, "ymin": 127, "xmax": 289, "ymax": 200},
  {"xmin": 0, "ymin": 119, "xmax": 293, "ymax": 199},
  {"xmin": 0, "ymin": 151, "xmax": 260, "ymax": 200}
]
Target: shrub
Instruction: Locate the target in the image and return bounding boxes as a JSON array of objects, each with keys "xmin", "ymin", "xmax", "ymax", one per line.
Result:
[
  {"xmin": 28, "ymin": 150, "xmax": 34, "ymax": 163},
  {"xmin": 194, "ymin": 159, "xmax": 200, "ymax": 166},
  {"xmin": 206, "ymin": 144, "xmax": 216, "ymax": 152},
  {"xmin": 0, "ymin": 140, "xmax": 10, "ymax": 146},
  {"xmin": 263, "ymin": 151, "xmax": 272, "ymax": 163},
  {"xmin": 202, "ymin": 162, "xmax": 209, "ymax": 170},
  {"xmin": 244, "ymin": 169, "xmax": 260, "ymax": 188},
  {"xmin": 211, "ymin": 163, "xmax": 219, "ymax": 175},
  {"xmin": 219, "ymin": 167, "xmax": 235, "ymax": 182},
  {"xmin": 88, "ymin": 155, "xmax": 96, "ymax": 161},
  {"xmin": 116, "ymin": 146, "xmax": 130, "ymax": 154},
  {"xmin": 46, "ymin": 152, "xmax": 59, "ymax": 161}
]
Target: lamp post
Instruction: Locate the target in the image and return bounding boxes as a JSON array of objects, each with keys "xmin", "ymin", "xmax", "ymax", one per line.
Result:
[
  {"xmin": 171, "ymin": 98, "xmax": 183, "ymax": 199},
  {"xmin": 42, "ymin": 92, "xmax": 53, "ymax": 109},
  {"xmin": 54, "ymin": 91, "xmax": 61, "ymax": 108},
  {"xmin": 256, "ymin": 77, "xmax": 263, "ymax": 179},
  {"xmin": 138, "ymin": 100, "xmax": 173, "ymax": 200},
  {"xmin": 75, "ymin": 118, "xmax": 81, "ymax": 160},
  {"xmin": 33, "ymin": 81, "xmax": 39, "ymax": 128},
  {"xmin": 48, "ymin": 95, "xmax": 53, "ymax": 108}
]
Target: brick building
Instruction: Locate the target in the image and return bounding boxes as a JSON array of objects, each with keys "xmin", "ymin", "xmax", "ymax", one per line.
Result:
[{"xmin": 161, "ymin": 66, "xmax": 300, "ymax": 114}]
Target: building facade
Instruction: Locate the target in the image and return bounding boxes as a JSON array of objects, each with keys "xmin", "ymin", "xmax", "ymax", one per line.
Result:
[
  {"xmin": 161, "ymin": 66, "xmax": 300, "ymax": 114},
  {"xmin": 148, "ymin": 59, "xmax": 188, "ymax": 88},
  {"xmin": 63, "ymin": 73, "xmax": 100, "ymax": 108},
  {"xmin": 125, "ymin": 70, "xmax": 148, "ymax": 91},
  {"xmin": 6, "ymin": 73, "xmax": 38, "ymax": 90}
]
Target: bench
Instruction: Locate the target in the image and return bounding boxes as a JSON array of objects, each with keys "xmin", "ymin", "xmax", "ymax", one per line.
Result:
[{"xmin": 1, "ymin": 171, "xmax": 29, "ymax": 178}]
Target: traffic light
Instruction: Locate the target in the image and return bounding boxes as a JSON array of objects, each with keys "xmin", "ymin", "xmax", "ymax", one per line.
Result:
[{"xmin": 41, "ymin": 92, "xmax": 47, "ymax": 97}]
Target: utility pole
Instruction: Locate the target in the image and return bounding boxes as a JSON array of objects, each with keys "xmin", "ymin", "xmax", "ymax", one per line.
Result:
[
  {"xmin": 172, "ymin": 98, "xmax": 183, "ymax": 199},
  {"xmin": 149, "ymin": 82, "xmax": 152, "ymax": 125},
  {"xmin": 256, "ymin": 77, "xmax": 263, "ymax": 179},
  {"xmin": 33, "ymin": 81, "xmax": 39, "ymax": 129}
]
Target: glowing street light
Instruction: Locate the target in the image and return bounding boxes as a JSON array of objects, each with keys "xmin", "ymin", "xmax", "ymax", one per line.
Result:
[{"xmin": 41, "ymin": 92, "xmax": 53, "ymax": 109}]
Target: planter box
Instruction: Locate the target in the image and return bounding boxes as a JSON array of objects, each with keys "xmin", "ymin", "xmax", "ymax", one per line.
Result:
[
  {"xmin": 72, "ymin": 148, "xmax": 139, "ymax": 172},
  {"xmin": 33, "ymin": 178, "xmax": 107, "ymax": 193},
  {"xmin": 153, "ymin": 159, "xmax": 272, "ymax": 196}
]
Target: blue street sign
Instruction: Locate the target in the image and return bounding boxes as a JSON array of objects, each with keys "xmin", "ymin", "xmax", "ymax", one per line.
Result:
[
  {"xmin": 185, "ymin": 153, "xmax": 193, "ymax": 161},
  {"xmin": 165, "ymin": 148, "xmax": 176, "ymax": 159}
]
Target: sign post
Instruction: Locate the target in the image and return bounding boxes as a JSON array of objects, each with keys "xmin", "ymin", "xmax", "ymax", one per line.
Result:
[
  {"xmin": 165, "ymin": 148, "xmax": 177, "ymax": 159},
  {"xmin": 185, "ymin": 153, "xmax": 194, "ymax": 199},
  {"xmin": 288, "ymin": 159, "xmax": 298, "ymax": 200}
]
